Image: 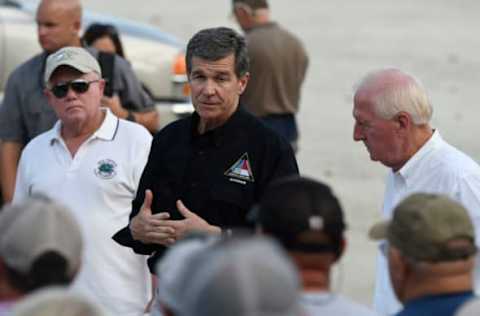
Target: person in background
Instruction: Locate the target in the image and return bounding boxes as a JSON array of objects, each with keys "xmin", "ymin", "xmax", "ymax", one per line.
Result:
[
  {"xmin": 83, "ymin": 23, "xmax": 125, "ymax": 58},
  {"xmin": 254, "ymin": 176, "xmax": 377, "ymax": 315},
  {"xmin": 0, "ymin": 0, "xmax": 157, "ymax": 203},
  {"xmin": 370, "ymin": 193, "xmax": 477, "ymax": 316},
  {"xmin": 232, "ymin": 0, "xmax": 309, "ymax": 151},
  {"xmin": 0, "ymin": 196, "xmax": 83, "ymax": 316},
  {"xmin": 352, "ymin": 68, "xmax": 480, "ymax": 315}
]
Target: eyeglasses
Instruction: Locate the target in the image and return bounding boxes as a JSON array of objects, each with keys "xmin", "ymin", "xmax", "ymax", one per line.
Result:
[{"xmin": 50, "ymin": 79, "xmax": 100, "ymax": 98}]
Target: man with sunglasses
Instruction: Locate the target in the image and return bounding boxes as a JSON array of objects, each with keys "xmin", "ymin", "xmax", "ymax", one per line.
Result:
[
  {"xmin": 0, "ymin": 0, "xmax": 157, "ymax": 204},
  {"xmin": 12, "ymin": 46, "xmax": 153, "ymax": 316}
]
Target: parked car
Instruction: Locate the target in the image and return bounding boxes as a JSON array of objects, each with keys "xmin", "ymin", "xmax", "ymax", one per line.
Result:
[{"xmin": 0, "ymin": 0, "xmax": 193, "ymax": 128}]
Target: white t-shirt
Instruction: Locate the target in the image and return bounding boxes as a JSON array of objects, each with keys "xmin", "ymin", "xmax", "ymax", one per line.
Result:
[
  {"xmin": 374, "ymin": 130, "xmax": 480, "ymax": 315},
  {"xmin": 14, "ymin": 109, "xmax": 153, "ymax": 316},
  {"xmin": 301, "ymin": 291, "xmax": 377, "ymax": 316}
]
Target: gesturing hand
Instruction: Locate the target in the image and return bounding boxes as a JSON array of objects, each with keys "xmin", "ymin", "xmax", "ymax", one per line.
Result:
[
  {"xmin": 163, "ymin": 200, "xmax": 221, "ymax": 240},
  {"xmin": 129, "ymin": 190, "xmax": 176, "ymax": 246}
]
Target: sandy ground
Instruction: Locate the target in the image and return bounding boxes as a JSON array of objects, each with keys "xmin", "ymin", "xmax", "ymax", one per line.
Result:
[{"xmin": 80, "ymin": 0, "xmax": 480, "ymax": 306}]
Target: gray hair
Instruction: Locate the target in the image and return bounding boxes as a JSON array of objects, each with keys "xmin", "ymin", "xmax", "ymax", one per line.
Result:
[
  {"xmin": 186, "ymin": 27, "xmax": 249, "ymax": 78},
  {"xmin": 356, "ymin": 68, "xmax": 433, "ymax": 125}
]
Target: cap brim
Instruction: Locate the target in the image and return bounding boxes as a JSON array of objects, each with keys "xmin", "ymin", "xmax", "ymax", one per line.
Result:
[
  {"xmin": 44, "ymin": 62, "xmax": 94, "ymax": 84},
  {"xmin": 368, "ymin": 220, "xmax": 390, "ymax": 240}
]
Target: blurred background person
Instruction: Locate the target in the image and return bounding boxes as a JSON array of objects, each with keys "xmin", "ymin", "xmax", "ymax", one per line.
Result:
[
  {"xmin": 82, "ymin": 23, "xmax": 154, "ymax": 98},
  {"xmin": 232, "ymin": 0, "xmax": 309, "ymax": 151},
  {"xmin": 12, "ymin": 288, "xmax": 108, "ymax": 316},
  {"xmin": 0, "ymin": 196, "xmax": 83, "ymax": 315},
  {"xmin": 254, "ymin": 176, "xmax": 377, "ymax": 315},
  {"xmin": 83, "ymin": 23, "xmax": 126, "ymax": 58},
  {"xmin": 370, "ymin": 193, "xmax": 477, "ymax": 316}
]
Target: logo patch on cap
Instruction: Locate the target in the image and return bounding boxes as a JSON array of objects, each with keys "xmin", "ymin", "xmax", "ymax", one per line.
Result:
[
  {"xmin": 94, "ymin": 159, "xmax": 117, "ymax": 179},
  {"xmin": 55, "ymin": 50, "xmax": 75, "ymax": 62},
  {"xmin": 225, "ymin": 153, "xmax": 254, "ymax": 183}
]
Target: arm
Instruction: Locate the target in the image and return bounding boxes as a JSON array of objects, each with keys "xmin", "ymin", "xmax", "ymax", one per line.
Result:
[
  {"xmin": 101, "ymin": 95, "xmax": 159, "ymax": 132},
  {"xmin": 0, "ymin": 141, "xmax": 23, "ymax": 203}
]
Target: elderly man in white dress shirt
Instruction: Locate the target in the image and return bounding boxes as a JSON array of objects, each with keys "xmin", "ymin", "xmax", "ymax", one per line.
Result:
[{"xmin": 352, "ymin": 68, "xmax": 480, "ymax": 316}]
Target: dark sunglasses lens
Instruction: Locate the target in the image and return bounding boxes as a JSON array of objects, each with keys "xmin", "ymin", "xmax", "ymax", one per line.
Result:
[
  {"xmin": 52, "ymin": 84, "xmax": 69, "ymax": 98},
  {"xmin": 71, "ymin": 81, "xmax": 89, "ymax": 94}
]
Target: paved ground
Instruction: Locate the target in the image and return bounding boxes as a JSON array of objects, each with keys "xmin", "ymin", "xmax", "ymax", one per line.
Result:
[{"xmin": 82, "ymin": 0, "xmax": 480, "ymax": 306}]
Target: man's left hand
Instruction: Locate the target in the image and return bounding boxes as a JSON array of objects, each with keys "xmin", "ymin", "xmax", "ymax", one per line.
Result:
[{"xmin": 166, "ymin": 200, "xmax": 221, "ymax": 240}]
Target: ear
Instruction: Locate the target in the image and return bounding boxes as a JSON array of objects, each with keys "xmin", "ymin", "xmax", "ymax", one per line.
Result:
[
  {"xmin": 72, "ymin": 19, "xmax": 81, "ymax": 35},
  {"xmin": 98, "ymin": 78, "xmax": 106, "ymax": 95},
  {"xmin": 393, "ymin": 111, "xmax": 412, "ymax": 132},
  {"xmin": 338, "ymin": 237, "xmax": 347, "ymax": 259},
  {"xmin": 44, "ymin": 88, "xmax": 56, "ymax": 108},
  {"xmin": 238, "ymin": 72, "xmax": 250, "ymax": 95}
]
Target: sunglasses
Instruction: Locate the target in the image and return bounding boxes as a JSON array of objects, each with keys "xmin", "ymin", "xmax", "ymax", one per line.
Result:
[{"xmin": 50, "ymin": 79, "xmax": 100, "ymax": 98}]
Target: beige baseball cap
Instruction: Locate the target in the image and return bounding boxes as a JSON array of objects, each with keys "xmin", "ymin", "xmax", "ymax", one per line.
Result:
[
  {"xmin": 369, "ymin": 193, "xmax": 476, "ymax": 262},
  {"xmin": 44, "ymin": 46, "xmax": 102, "ymax": 84},
  {"xmin": 0, "ymin": 195, "xmax": 83, "ymax": 276}
]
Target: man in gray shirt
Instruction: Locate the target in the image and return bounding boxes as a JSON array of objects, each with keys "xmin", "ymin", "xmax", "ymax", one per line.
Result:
[{"xmin": 0, "ymin": 0, "xmax": 157, "ymax": 202}]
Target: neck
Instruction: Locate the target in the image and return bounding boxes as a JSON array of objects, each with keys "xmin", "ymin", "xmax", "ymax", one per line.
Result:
[
  {"xmin": 251, "ymin": 9, "xmax": 271, "ymax": 27},
  {"xmin": 0, "ymin": 283, "xmax": 23, "ymax": 302},
  {"xmin": 391, "ymin": 125, "xmax": 433, "ymax": 172},
  {"xmin": 402, "ymin": 259, "xmax": 474, "ymax": 303},
  {"xmin": 62, "ymin": 110, "xmax": 105, "ymax": 156},
  {"xmin": 301, "ymin": 269, "xmax": 331, "ymax": 292}
]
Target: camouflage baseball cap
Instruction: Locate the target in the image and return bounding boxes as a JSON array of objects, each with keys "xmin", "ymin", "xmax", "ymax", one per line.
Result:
[{"xmin": 369, "ymin": 193, "xmax": 476, "ymax": 262}]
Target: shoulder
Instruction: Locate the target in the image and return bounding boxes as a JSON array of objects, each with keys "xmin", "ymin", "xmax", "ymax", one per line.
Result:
[
  {"xmin": 117, "ymin": 119, "xmax": 153, "ymax": 144},
  {"xmin": 434, "ymin": 140, "xmax": 480, "ymax": 177},
  {"xmin": 21, "ymin": 129, "xmax": 55, "ymax": 156},
  {"xmin": 7, "ymin": 53, "xmax": 44, "ymax": 82}
]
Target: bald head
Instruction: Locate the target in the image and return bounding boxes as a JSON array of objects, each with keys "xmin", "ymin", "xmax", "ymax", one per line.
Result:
[
  {"xmin": 36, "ymin": 0, "xmax": 82, "ymax": 53},
  {"xmin": 354, "ymin": 68, "xmax": 433, "ymax": 125}
]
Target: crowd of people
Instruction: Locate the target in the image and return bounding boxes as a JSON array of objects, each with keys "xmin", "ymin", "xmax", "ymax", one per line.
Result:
[{"xmin": 0, "ymin": 0, "xmax": 480, "ymax": 315}]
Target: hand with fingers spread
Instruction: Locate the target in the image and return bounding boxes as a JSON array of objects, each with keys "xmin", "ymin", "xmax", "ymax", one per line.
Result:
[
  {"xmin": 164, "ymin": 199, "xmax": 222, "ymax": 240},
  {"xmin": 129, "ymin": 189, "xmax": 176, "ymax": 246}
]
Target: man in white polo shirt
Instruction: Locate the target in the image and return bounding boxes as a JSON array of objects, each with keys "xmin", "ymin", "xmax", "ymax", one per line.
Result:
[{"xmin": 13, "ymin": 47, "xmax": 153, "ymax": 316}]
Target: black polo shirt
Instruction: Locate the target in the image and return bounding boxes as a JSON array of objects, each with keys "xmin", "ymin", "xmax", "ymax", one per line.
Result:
[{"xmin": 113, "ymin": 107, "xmax": 298, "ymax": 265}]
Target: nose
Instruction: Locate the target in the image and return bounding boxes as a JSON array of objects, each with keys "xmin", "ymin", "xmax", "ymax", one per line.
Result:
[
  {"xmin": 353, "ymin": 122, "xmax": 363, "ymax": 141},
  {"xmin": 38, "ymin": 25, "xmax": 47, "ymax": 36},
  {"xmin": 202, "ymin": 79, "xmax": 216, "ymax": 96}
]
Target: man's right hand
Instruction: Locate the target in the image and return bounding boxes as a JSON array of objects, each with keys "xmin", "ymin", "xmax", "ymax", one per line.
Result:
[{"xmin": 129, "ymin": 189, "xmax": 176, "ymax": 246}]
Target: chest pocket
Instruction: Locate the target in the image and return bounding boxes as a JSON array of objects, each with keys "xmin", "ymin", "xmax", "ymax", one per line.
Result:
[{"xmin": 208, "ymin": 182, "xmax": 254, "ymax": 227}]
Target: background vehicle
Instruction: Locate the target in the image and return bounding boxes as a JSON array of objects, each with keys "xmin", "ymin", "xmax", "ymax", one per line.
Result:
[{"xmin": 0, "ymin": 0, "xmax": 193, "ymax": 128}]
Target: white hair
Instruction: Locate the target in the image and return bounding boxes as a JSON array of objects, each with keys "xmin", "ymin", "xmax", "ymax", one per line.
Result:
[{"xmin": 356, "ymin": 68, "xmax": 433, "ymax": 125}]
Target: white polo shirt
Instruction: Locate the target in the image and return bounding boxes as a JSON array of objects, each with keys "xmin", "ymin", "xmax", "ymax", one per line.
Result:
[
  {"xmin": 14, "ymin": 109, "xmax": 153, "ymax": 316},
  {"xmin": 374, "ymin": 130, "xmax": 480, "ymax": 315}
]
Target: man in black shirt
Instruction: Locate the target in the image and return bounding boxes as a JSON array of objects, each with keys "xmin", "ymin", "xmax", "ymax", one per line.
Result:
[{"xmin": 113, "ymin": 27, "xmax": 298, "ymax": 267}]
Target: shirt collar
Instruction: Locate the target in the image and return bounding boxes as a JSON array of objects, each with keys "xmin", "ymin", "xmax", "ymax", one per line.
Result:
[
  {"xmin": 396, "ymin": 130, "xmax": 443, "ymax": 182},
  {"xmin": 49, "ymin": 108, "xmax": 119, "ymax": 146},
  {"xmin": 190, "ymin": 107, "xmax": 244, "ymax": 147}
]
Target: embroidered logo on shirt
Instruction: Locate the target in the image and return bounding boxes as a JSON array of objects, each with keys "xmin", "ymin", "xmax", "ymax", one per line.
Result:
[
  {"xmin": 95, "ymin": 159, "xmax": 117, "ymax": 179},
  {"xmin": 225, "ymin": 153, "xmax": 254, "ymax": 183}
]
